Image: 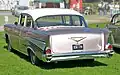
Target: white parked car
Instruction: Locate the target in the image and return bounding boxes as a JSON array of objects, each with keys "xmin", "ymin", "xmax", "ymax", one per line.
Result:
[
  {"xmin": 11, "ymin": 5, "xmax": 29, "ymax": 17},
  {"xmin": 4, "ymin": 8, "xmax": 114, "ymax": 65}
]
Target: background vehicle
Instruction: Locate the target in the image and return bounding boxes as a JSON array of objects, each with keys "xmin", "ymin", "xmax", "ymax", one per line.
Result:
[
  {"xmin": 107, "ymin": 13, "xmax": 120, "ymax": 48},
  {"xmin": 11, "ymin": 5, "xmax": 29, "ymax": 17}
]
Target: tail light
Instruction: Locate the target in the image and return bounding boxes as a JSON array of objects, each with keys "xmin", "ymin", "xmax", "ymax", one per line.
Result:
[
  {"xmin": 104, "ymin": 32, "xmax": 113, "ymax": 50},
  {"xmin": 105, "ymin": 43, "xmax": 113, "ymax": 50},
  {"xmin": 108, "ymin": 44, "xmax": 113, "ymax": 49},
  {"xmin": 45, "ymin": 49, "xmax": 51, "ymax": 54}
]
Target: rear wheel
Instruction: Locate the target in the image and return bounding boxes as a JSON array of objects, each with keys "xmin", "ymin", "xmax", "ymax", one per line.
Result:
[
  {"xmin": 29, "ymin": 50, "xmax": 39, "ymax": 65},
  {"xmin": 84, "ymin": 59, "xmax": 94, "ymax": 63}
]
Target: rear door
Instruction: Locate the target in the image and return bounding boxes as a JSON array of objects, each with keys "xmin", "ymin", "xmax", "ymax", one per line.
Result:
[
  {"xmin": 19, "ymin": 14, "xmax": 34, "ymax": 54},
  {"xmin": 11, "ymin": 15, "xmax": 24, "ymax": 50},
  {"xmin": 108, "ymin": 14, "xmax": 120, "ymax": 45},
  {"xmin": 13, "ymin": 14, "xmax": 27, "ymax": 53}
]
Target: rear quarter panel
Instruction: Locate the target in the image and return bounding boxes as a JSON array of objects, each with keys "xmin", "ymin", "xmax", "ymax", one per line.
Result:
[{"xmin": 26, "ymin": 30, "xmax": 50, "ymax": 60}]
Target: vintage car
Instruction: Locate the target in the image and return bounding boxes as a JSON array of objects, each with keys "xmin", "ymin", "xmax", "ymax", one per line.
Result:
[
  {"xmin": 4, "ymin": 8, "xmax": 114, "ymax": 65},
  {"xmin": 107, "ymin": 13, "xmax": 120, "ymax": 48}
]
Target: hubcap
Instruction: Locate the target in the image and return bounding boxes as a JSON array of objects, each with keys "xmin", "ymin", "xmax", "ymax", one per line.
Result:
[{"xmin": 30, "ymin": 51, "xmax": 36, "ymax": 64}]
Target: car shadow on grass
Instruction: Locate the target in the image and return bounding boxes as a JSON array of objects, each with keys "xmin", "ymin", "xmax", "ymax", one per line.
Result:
[
  {"xmin": 113, "ymin": 47, "xmax": 120, "ymax": 54},
  {"xmin": 4, "ymin": 45, "xmax": 107, "ymax": 69},
  {"xmin": 39, "ymin": 60, "xmax": 107, "ymax": 69}
]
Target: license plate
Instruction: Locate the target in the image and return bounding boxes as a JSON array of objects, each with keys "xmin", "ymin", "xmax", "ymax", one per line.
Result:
[{"xmin": 72, "ymin": 44, "xmax": 83, "ymax": 50}]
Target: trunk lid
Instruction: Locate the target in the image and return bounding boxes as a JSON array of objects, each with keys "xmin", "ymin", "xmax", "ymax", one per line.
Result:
[
  {"xmin": 40, "ymin": 26, "xmax": 108, "ymax": 54},
  {"xmin": 50, "ymin": 33, "xmax": 103, "ymax": 54}
]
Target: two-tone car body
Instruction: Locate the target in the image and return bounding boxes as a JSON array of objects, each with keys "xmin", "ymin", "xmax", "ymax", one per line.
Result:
[{"xmin": 4, "ymin": 8, "xmax": 114, "ymax": 65}]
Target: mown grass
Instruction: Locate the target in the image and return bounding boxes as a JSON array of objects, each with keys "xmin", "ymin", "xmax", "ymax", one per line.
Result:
[
  {"xmin": 0, "ymin": 31, "xmax": 120, "ymax": 75},
  {"xmin": 0, "ymin": 15, "xmax": 16, "ymax": 26},
  {"xmin": 88, "ymin": 23, "xmax": 108, "ymax": 28}
]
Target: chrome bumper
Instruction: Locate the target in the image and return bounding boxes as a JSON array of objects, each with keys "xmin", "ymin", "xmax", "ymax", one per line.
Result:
[{"xmin": 43, "ymin": 50, "xmax": 114, "ymax": 62}]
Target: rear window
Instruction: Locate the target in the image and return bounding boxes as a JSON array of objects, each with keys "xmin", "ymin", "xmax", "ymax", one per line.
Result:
[{"xmin": 36, "ymin": 15, "xmax": 87, "ymax": 27}]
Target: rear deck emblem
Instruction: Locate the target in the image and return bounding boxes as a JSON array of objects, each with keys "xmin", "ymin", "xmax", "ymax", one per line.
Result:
[{"xmin": 69, "ymin": 37, "xmax": 86, "ymax": 44}]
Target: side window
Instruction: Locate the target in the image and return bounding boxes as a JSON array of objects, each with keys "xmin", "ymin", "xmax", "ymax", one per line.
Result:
[
  {"xmin": 26, "ymin": 16, "xmax": 33, "ymax": 28},
  {"xmin": 19, "ymin": 14, "xmax": 26, "ymax": 26}
]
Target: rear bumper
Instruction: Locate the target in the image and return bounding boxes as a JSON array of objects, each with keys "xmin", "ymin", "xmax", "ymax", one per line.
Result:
[{"xmin": 43, "ymin": 50, "xmax": 114, "ymax": 62}]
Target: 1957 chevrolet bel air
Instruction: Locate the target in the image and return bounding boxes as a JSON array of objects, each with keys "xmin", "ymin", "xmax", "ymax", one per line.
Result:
[{"xmin": 4, "ymin": 8, "xmax": 114, "ymax": 65}]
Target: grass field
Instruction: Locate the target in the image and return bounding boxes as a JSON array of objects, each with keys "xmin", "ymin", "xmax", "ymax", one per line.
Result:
[
  {"xmin": 88, "ymin": 23, "xmax": 107, "ymax": 28},
  {"xmin": 0, "ymin": 31, "xmax": 120, "ymax": 75}
]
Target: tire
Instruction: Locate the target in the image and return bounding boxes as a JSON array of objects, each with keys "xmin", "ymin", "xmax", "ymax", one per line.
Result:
[
  {"xmin": 84, "ymin": 59, "xmax": 94, "ymax": 63},
  {"xmin": 29, "ymin": 50, "xmax": 39, "ymax": 65},
  {"xmin": 7, "ymin": 39, "xmax": 12, "ymax": 52}
]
